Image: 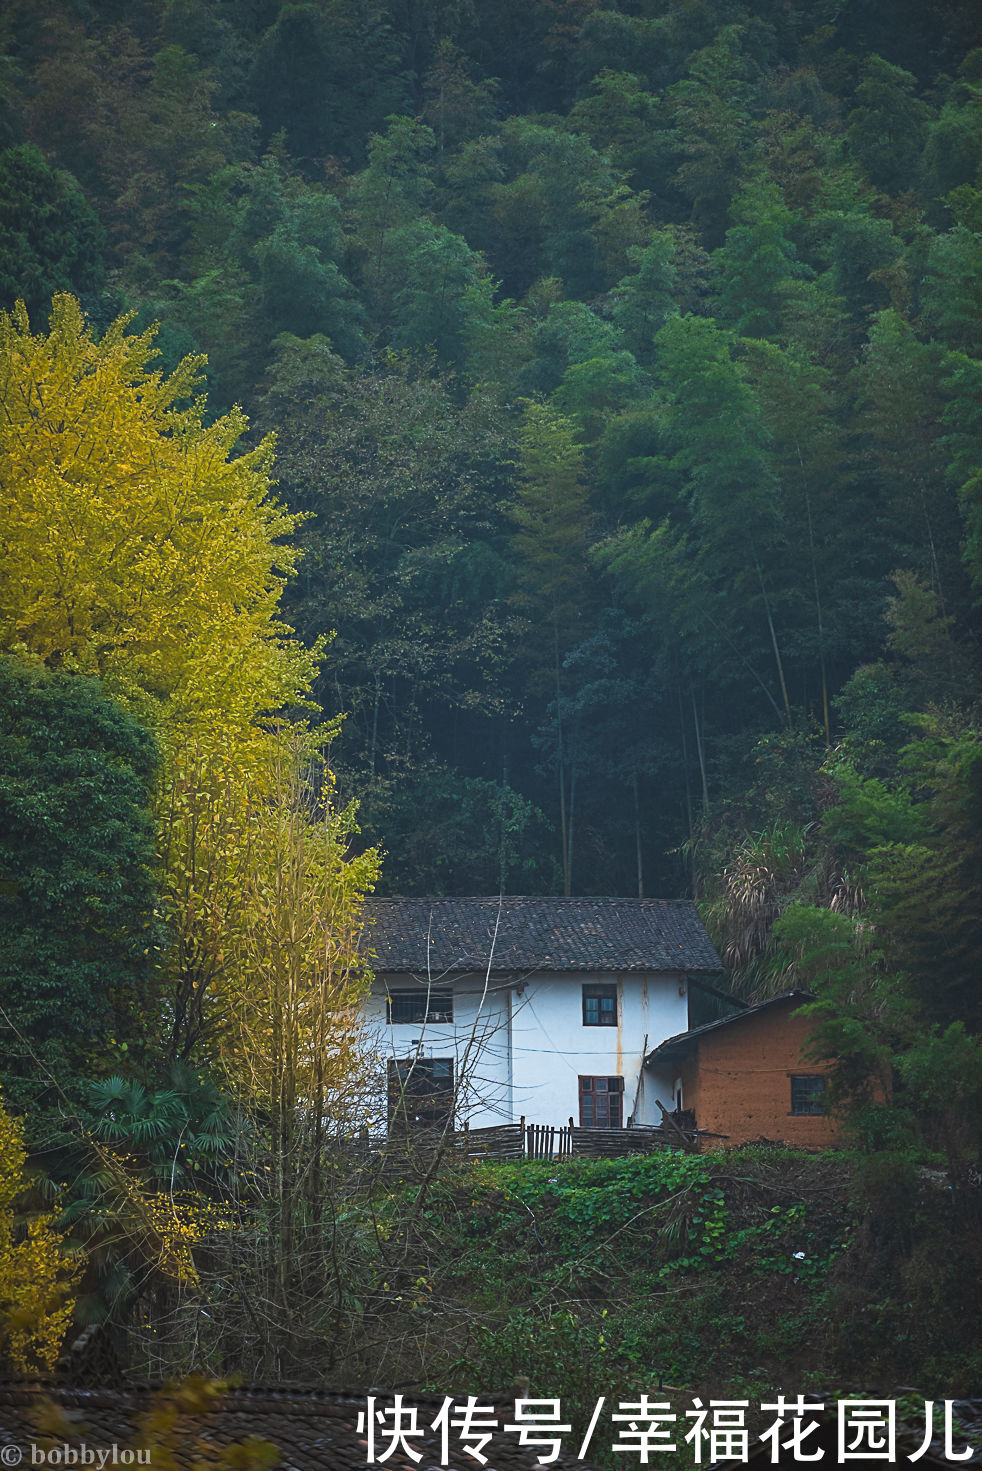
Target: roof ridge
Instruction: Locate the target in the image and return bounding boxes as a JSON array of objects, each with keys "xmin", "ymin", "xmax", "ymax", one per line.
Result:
[{"xmin": 366, "ymin": 895, "xmax": 697, "ymax": 903}]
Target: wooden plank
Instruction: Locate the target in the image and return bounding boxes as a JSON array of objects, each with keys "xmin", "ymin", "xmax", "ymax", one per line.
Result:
[
  {"xmin": 655, "ymin": 1097, "xmax": 698, "ymax": 1152},
  {"xmin": 356, "ymin": 1119, "xmax": 695, "ymax": 1166}
]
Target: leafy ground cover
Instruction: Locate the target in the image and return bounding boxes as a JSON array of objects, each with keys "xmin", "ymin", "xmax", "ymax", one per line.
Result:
[{"xmin": 353, "ymin": 1147, "xmax": 980, "ymax": 1465}]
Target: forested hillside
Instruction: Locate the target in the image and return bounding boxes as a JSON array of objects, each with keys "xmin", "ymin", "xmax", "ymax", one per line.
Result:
[
  {"xmin": 3, "ymin": 0, "xmax": 980, "ymax": 900},
  {"xmin": 2, "ymin": 0, "xmax": 982, "ymax": 1403}
]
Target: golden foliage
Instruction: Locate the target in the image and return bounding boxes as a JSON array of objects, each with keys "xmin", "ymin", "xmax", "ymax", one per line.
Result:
[
  {"xmin": 0, "ymin": 299, "xmax": 379, "ymax": 1324},
  {"xmin": 0, "ymin": 295, "xmax": 340, "ymax": 1056},
  {"xmin": 88, "ymin": 1146, "xmax": 230, "ymax": 1290},
  {"xmin": 0, "ymin": 1100, "xmax": 80, "ymax": 1374},
  {"xmin": 221, "ymin": 733, "xmax": 379, "ymax": 1121},
  {"xmin": 0, "ymin": 295, "xmax": 313, "ymax": 710}
]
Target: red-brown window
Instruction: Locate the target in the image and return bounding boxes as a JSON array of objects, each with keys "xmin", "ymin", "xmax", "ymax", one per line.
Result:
[{"xmin": 578, "ymin": 1075, "xmax": 624, "ymax": 1127}]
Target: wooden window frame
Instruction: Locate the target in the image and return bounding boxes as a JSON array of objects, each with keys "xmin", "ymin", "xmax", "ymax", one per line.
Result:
[
  {"xmin": 582, "ymin": 983, "xmax": 618, "ymax": 1027},
  {"xmin": 388, "ymin": 1056, "xmax": 455, "ymax": 1130},
  {"xmin": 578, "ymin": 1074, "xmax": 625, "ymax": 1127}
]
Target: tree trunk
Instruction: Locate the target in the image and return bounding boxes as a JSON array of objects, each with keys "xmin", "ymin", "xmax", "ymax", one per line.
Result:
[
  {"xmin": 678, "ymin": 683, "xmax": 695, "ymax": 886},
  {"xmin": 691, "ymin": 687, "xmax": 710, "ymax": 814},
  {"xmin": 798, "ymin": 444, "xmax": 831, "ymax": 745},
  {"xmin": 554, "ymin": 625, "xmax": 570, "ymax": 896},
  {"xmin": 753, "ymin": 549, "xmax": 791, "ymax": 723},
  {"xmin": 566, "ymin": 762, "xmax": 577, "ymax": 895},
  {"xmin": 632, "ymin": 767, "xmax": 644, "ymax": 899}
]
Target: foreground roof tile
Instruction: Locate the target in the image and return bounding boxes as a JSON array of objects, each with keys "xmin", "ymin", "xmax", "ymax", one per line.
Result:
[{"xmin": 0, "ymin": 1384, "xmax": 603, "ymax": 1471}]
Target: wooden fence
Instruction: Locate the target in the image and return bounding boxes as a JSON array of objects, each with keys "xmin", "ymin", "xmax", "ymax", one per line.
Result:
[
  {"xmin": 335, "ymin": 1116, "xmax": 698, "ymax": 1178},
  {"xmin": 458, "ymin": 1115, "xmax": 696, "ymax": 1160}
]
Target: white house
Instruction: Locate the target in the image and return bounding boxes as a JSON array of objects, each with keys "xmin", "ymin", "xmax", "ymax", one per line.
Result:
[{"xmin": 360, "ymin": 896, "xmax": 722, "ymax": 1131}]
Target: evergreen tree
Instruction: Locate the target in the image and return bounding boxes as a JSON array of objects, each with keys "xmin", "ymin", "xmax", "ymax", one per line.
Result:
[
  {"xmin": 256, "ymin": 339, "xmax": 515, "ymax": 830},
  {"xmin": 421, "ymin": 39, "xmax": 500, "ymax": 155},
  {"xmin": 667, "ymin": 26, "xmax": 751, "ymax": 246},
  {"xmin": 0, "ymin": 145, "xmax": 106, "ymax": 318},
  {"xmin": 387, "ymin": 220, "xmax": 485, "ymax": 363},
  {"xmin": 655, "ymin": 313, "xmax": 791, "ymax": 717},
  {"xmin": 854, "ymin": 308, "xmax": 962, "ymax": 613},
  {"xmin": 0, "ymin": 659, "xmax": 158, "ymax": 1110},
  {"xmin": 845, "ymin": 55, "xmax": 930, "ymax": 195},
  {"xmin": 609, "ymin": 232, "xmax": 678, "ymax": 365},
  {"xmin": 714, "ymin": 171, "xmax": 809, "ymax": 338},
  {"xmin": 348, "ymin": 115, "xmax": 437, "ymax": 320},
  {"xmin": 246, "ymin": 0, "xmax": 405, "ymax": 165}
]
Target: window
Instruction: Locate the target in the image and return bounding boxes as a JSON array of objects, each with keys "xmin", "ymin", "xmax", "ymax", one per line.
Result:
[
  {"xmin": 388, "ymin": 1057, "xmax": 455, "ymax": 1129},
  {"xmin": 582, "ymin": 984, "xmax": 618, "ymax": 1027},
  {"xmin": 387, "ymin": 989, "xmax": 453, "ymax": 1025},
  {"xmin": 790, "ymin": 1074, "xmax": 825, "ymax": 1116},
  {"xmin": 578, "ymin": 1075, "xmax": 624, "ymax": 1127}
]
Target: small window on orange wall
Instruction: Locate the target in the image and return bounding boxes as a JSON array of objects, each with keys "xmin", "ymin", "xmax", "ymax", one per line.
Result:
[
  {"xmin": 579, "ymin": 1075, "xmax": 624, "ymax": 1127},
  {"xmin": 790, "ymin": 1074, "xmax": 825, "ymax": 1116}
]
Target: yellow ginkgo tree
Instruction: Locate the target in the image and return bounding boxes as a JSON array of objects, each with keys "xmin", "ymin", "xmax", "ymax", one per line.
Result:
[
  {"xmin": 218, "ymin": 729, "xmax": 379, "ymax": 1334},
  {"xmin": 0, "ymin": 293, "xmax": 369, "ymax": 1067}
]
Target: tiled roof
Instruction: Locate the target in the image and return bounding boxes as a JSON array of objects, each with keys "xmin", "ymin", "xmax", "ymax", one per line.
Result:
[
  {"xmin": 0, "ymin": 1383, "xmax": 602, "ymax": 1471},
  {"xmin": 362, "ymin": 896, "xmax": 722, "ymax": 974},
  {"xmin": 5, "ymin": 1382, "xmax": 973, "ymax": 1470},
  {"xmin": 645, "ymin": 991, "xmax": 814, "ymax": 1063}
]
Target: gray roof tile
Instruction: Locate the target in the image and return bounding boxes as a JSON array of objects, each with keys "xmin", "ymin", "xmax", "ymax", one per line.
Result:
[{"xmin": 362, "ymin": 897, "xmax": 721, "ymax": 975}]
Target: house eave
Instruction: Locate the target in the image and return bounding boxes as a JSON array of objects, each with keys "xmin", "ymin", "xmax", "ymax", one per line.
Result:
[{"xmin": 644, "ymin": 991, "xmax": 816, "ymax": 1069}]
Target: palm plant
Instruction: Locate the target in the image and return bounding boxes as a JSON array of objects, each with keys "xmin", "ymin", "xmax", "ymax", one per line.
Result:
[
  {"xmin": 701, "ymin": 820, "xmax": 812, "ymax": 996},
  {"xmin": 42, "ymin": 1065, "xmax": 240, "ymax": 1332},
  {"xmin": 85, "ymin": 1066, "xmax": 236, "ymax": 1191}
]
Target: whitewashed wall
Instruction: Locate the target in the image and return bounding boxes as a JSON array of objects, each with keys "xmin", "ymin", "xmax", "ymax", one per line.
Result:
[
  {"xmin": 365, "ymin": 971, "xmax": 688, "ymax": 1129},
  {"xmin": 511, "ymin": 971, "xmax": 688, "ymax": 1126}
]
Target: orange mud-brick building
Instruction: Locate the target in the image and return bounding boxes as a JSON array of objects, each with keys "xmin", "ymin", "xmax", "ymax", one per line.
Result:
[{"xmin": 645, "ymin": 991, "xmax": 839, "ymax": 1150}]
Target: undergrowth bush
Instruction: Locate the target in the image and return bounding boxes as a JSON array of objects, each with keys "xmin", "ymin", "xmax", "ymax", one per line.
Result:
[
  {"xmin": 355, "ymin": 1144, "xmax": 980, "ymax": 1466},
  {"xmin": 360, "ymin": 1147, "xmax": 851, "ymax": 1463},
  {"xmin": 130, "ymin": 1141, "xmax": 980, "ymax": 1463}
]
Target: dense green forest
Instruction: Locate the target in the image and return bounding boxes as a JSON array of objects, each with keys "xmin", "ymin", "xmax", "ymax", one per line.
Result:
[
  {"xmin": 1, "ymin": 0, "xmax": 982, "ymax": 1418},
  {"xmin": 2, "ymin": 0, "xmax": 981, "ymax": 900}
]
